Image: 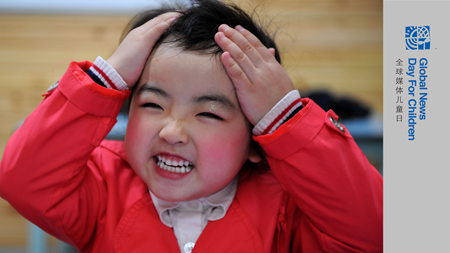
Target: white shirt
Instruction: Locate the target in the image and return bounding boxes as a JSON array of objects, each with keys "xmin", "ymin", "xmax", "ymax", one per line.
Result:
[{"xmin": 150, "ymin": 177, "xmax": 238, "ymax": 253}]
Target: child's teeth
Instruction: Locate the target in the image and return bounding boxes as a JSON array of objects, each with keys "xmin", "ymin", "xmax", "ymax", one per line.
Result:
[{"xmin": 156, "ymin": 155, "xmax": 193, "ymax": 174}]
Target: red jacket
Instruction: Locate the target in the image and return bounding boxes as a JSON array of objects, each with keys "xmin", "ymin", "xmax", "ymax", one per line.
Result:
[{"xmin": 0, "ymin": 61, "xmax": 383, "ymax": 252}]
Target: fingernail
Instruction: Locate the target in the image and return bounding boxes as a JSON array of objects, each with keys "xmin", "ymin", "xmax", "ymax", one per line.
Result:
[
  {"xmin": 168, "ymin": 16, "xmax": 177, "ymax": 23},
  {"xmin": 222, "ymin": 51, "xmax": 230, "ymax": 60},
  {"xmin": 219, "ymin": 24, "xmax": 229, "ymax": 31},
  {"xmin": 235, "ymin": 25, "xmax": 244, "ymax": 32}
]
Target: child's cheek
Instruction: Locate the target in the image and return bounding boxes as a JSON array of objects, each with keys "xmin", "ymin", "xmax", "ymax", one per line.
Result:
[
  {"xmin": 200, "ymin": 136, "xmax": 225, "ymax": 159},
  {"xmin": 124, "ymin": 121, "xmax": 140, "ymax": 163},
  {"xmin": 125, "ymin": 112, "xmax": 152, "ymax": 163},
  {"xmin": 125, "ymin": 116, "xmax": 140, "ymax": 146},
  {"xmin": 199, "ymin": 127, "xmax": 251, "ymax": 165}
]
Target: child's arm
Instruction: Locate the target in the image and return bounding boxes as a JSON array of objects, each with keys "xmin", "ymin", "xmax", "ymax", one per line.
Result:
[
  {"xmin": 215, "ymin": 25, "xmax": 383, "ymax": 252},
  {"xmin": 0, "ymin": 12, "xmax": 179, "ymax": 250}
]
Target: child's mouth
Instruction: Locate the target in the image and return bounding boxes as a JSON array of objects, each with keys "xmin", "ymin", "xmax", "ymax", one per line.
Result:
[{"xmin": 155, "ymin": 155, "xmax": 194, "ymax": 174}]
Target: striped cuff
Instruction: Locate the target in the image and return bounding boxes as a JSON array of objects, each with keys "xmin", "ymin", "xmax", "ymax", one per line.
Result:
[
  {"xmin": 252, "ymin": 90, "xmax": 302, "ymax": 136},
  {"xmin": 88, "ymin": 56, "xmax": 128, "ymax": 91}
]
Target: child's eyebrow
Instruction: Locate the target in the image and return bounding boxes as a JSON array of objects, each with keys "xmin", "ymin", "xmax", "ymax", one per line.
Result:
[
  {"xmin": 137, "ymin": 83, "xmax": 236, "ymax": 110},
  {"xmin": 194, "ymin": 94, "xmax": 236, "ymax": 110},
  {"xmin": 136, "ymin": 83, "xmax": 171, "ymax": 99}
]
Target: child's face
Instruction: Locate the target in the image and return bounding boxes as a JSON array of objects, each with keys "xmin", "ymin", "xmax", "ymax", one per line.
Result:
[{"xmin": 125, "ymin": 45, "xmax": 259, "ymax": 202}]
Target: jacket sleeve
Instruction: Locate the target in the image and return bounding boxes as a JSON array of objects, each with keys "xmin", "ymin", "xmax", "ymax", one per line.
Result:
[
  {"xmin": 254, "ymin": 98, "xmax": 383, "ymax": 253},
  {"xmin": 0, "ymin": 61, "xmax": 130, "ymax": 250}
]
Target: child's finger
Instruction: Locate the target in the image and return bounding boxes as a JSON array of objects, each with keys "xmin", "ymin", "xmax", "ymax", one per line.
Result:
[
  {"xmin": 136, "ymin": 12, "xmax": 180, "ymax": 43},
  {"xmin": 215, "ymin": 31, "xmax": 257, "ymax": 78},
  {"xmin": 218, "ymin": 24, "xmax": 265, "ymax": 68},
  {"xmin": 268, "ymin": 48, "xmax": 276, "ymax": 56},
  {"xmin": 234, "ymin": 25, "xmax": 275, "ymax": 63},
  {"xmin": 221, "ymin": 51, "xmax": 252, "ymax": 90}
]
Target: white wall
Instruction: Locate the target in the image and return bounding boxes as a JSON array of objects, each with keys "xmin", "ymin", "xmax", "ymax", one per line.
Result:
[{"xmin": 0, "ymin": 0, "xmax": 192, "ymax": 14}]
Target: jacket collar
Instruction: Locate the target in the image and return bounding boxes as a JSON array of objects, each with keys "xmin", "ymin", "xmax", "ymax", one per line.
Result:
[{"xmin": 112, "ymin": 190, "xmax": 263, "ymax": 253}]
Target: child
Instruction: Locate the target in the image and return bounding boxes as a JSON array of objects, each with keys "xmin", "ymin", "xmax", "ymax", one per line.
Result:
[{"xmin": 0, "ymin": 0, "xmax": 383, "ymax": 252}]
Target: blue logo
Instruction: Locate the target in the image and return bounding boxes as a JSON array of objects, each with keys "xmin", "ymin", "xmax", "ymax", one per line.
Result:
[{"xmin": 405, "ymin": 26, "xmax": 430, "ymax": 50}]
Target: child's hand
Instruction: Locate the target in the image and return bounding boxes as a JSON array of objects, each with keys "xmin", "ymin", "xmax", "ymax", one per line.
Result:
[
  {"xmin": 214, "ymin": 25, "xmax": 295, "ymax": 126},
  {"xmin": 107, "ymin": 12, "xmax": 180, "ymax": 88}
]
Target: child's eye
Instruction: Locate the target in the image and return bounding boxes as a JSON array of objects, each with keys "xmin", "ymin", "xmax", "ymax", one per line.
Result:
[
  {"xmin": 141, "ymin": 103, "xmax": 163, "ymax": 110},
  {"xmin": 196, "ymin": 112, "xmax": 223, "ymax": 121}
]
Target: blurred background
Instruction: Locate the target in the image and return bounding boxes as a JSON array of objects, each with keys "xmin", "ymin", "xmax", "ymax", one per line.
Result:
[{"xmin": 0, "ymin": 0, "xmax": 382, "ymax": 252}]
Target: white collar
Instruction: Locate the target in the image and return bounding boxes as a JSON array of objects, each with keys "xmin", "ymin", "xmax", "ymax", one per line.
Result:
[{"xmin": 150, "ymin": 176, "xmax": 238, "ymax": 227}]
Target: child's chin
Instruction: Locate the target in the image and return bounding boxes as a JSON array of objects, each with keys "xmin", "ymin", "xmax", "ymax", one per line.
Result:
[{"xmin": 154, "ymin": 191, "xmax": 198, "ymax": 202}]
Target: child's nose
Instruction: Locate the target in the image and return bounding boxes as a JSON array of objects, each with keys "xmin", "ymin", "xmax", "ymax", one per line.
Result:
[{"xmin": 159, "ymin": 119, "xmax": 189, "ymax": 145}]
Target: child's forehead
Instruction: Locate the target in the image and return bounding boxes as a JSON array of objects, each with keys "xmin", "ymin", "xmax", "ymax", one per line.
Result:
[
  {"xmin": 151, "ymin": 43, "xmax": 223, "ymax": 67},
  {"xmin": 136, "ymin": 45, "xmax": 236, "ymax": 101},
  {"xmin": 144, "ymin": 45, "xmax": 229, "ymax": 87}
]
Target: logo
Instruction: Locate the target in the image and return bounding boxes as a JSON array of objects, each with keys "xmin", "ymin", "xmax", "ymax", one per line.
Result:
[{"xmin": 405, "ymin": 26, "xmax": 430, "ymax": 50}]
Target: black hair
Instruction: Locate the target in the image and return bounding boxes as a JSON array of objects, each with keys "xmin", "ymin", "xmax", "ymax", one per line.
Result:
[{"xmin": 122, "ymin": 0, "xmax": 281, "ymax": 63}]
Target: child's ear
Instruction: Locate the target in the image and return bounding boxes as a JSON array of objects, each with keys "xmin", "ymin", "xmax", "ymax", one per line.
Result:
[{"xmin": 248, "ymin": 144, "xmax": 263, "ymax": 163}]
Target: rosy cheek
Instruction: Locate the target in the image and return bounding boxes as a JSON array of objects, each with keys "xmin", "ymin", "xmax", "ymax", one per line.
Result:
[
  {"xmin": 125, "ymin": 113, "xmax": 149, "ymax": 155},
  {"xmin": 125, "ymin": 119, "xmax": 140, "ymax": 145},
  {"xmin": 200, "ymin": 130, "xmax": 249, "ymax": 163},
  {"xmin": 199, "ymin": 137, "xmax": 224, "ymax": 159}
]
